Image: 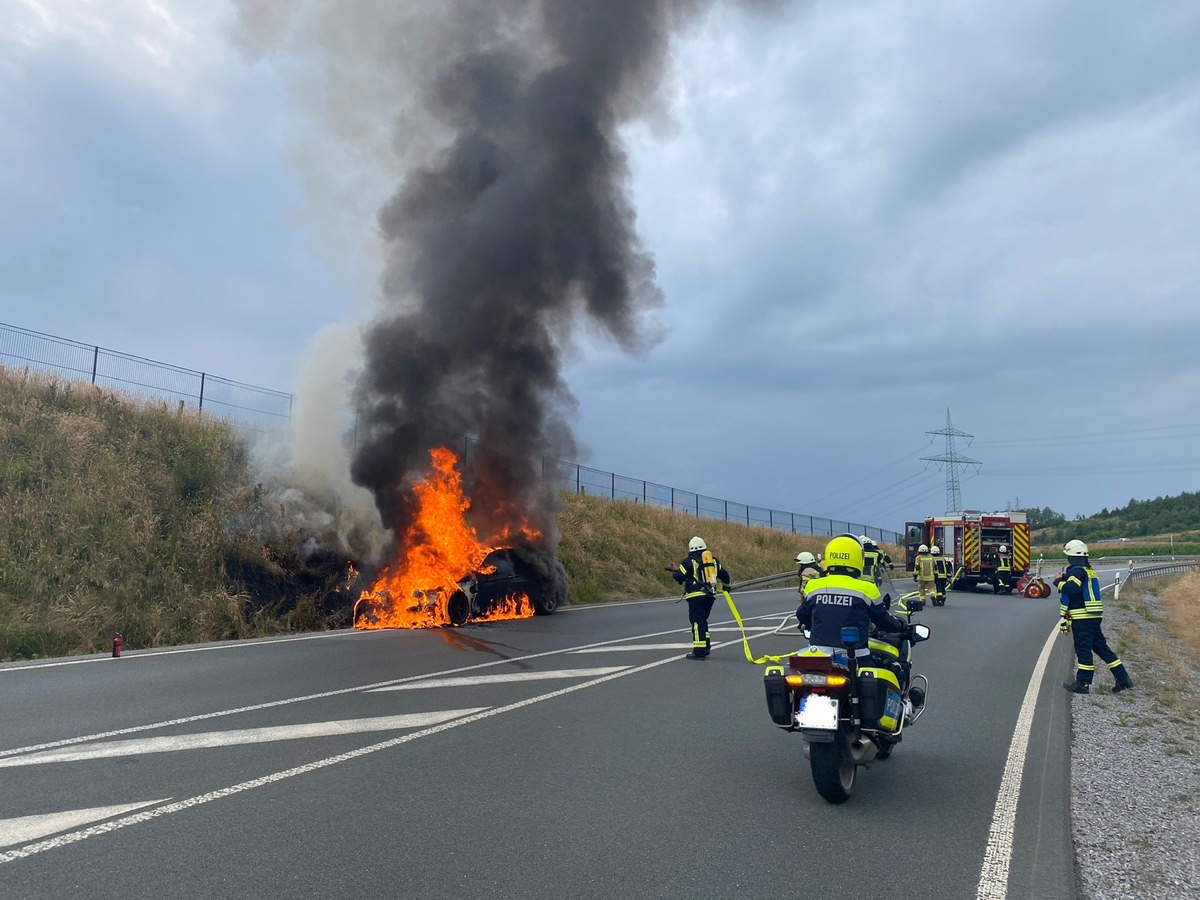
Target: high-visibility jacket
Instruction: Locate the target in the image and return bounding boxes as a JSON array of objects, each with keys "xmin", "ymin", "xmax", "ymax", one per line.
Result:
[
  {"xmin": 1057, "ymin": 564, "xmax": 1103, "ymax": 620},
  {"xmin": 673, "ymin": 550, "xmax": 729, "ymax": 600},
  {"xmin": 914, "ymin": 552, "xmax": 935, "ymax": 582},
  {"xmin": 861, "ymin": 549, "xmax": 880, "ymax": 582}
]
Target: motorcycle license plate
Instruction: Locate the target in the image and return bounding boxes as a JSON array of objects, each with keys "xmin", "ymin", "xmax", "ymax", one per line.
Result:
[{"xmin": 796, "ymin": 695, "xmax": 838, "ymax": 730}]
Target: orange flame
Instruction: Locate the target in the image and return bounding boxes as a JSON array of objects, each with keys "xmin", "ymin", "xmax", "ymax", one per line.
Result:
[{"xmin": 354, "ymin": 446, "xmax": 538, "ymax": 628}]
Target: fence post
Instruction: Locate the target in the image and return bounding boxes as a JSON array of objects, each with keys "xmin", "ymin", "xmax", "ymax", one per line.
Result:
[
  {"xmin": 576, "ymin": 465, "xmax": 580, "ymax": 493},
  {"xmin": 611, "ymin": 472, "xmax": 615, "ymax": 499},
  {"xmin": 198, "ymin": 372, "xmax": 205, "ymax": 410},
  {"xmin": 695, "ymin": 494, "xmax": 699, "ymax": 516},
  {"xmin": 671, "ymin": 487, "xmax": 675, "ymax": 512},
  {"xmin": 746, "ymin": 506, "xmax": 750, "ymax": 526},
  {"xmin": 725, "ymin": 500, "xmax": 728, "ymax": 521},
  {"xmin": 91, "ymin": 346, "xmax": 99, "ymax": 384}
]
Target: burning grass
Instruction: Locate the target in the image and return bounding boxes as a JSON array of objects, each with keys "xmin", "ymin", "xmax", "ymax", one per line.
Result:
[{"xmin": 0, "ymin": 365, "xmax": 897, "ymax": 657}]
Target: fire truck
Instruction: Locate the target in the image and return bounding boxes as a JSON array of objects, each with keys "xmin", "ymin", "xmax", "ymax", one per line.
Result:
[{"xmin": 903, "ymin": 511, "xmax": 1031, "ymax": 593}]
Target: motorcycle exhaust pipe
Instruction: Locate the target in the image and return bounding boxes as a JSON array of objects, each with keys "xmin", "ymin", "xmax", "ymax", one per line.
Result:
[{"xmin": 849, "ymin": 737, "xmax": 880, "ymax": 768}]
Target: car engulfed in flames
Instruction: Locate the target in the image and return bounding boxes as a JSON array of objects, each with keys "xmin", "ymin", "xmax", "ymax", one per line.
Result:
[{"xmin": 353, "ymin": 446, "xmax": 567, "ymax": 629}]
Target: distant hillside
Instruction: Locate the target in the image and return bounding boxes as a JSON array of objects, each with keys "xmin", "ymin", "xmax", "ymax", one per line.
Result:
[{"xmin": 1028, "ymin": 491, "xmax": 1200, "ymax": 547}]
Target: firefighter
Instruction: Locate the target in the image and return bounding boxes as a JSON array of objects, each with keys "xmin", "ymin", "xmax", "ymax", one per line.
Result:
[
  {"xmin": 859, "ymin": 535, "xmax": 881, "ymax": 585},
  {"xmin": 672, "ymin": 536, "xmax": 730, "ymax": 660},
  {"xmin": 930, "ymin": 545, "xmax": 949, "ymax": 605},
  {"xmin": 913, "ymin": 543, "xmax": 936, "ymax": 606},
  {"xmin": 994, "ymin": 544, "xmax": 1012, "ymax": 594},
  {"xmin": 795, "ymin": 551, "xmax": 825, "ymax": 601},
  {"xmin": 1055, "ymin": 539, "xmax": 1134, "ymax": 694},
  {"xmin": 797, "ymin": 535, "xmax": 915, "ymax": 692}
]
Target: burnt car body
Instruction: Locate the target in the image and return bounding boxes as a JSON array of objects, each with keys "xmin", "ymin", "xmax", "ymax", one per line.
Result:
[{"xmin": 440, "ymin": 548, "xmax": 567, "ymax": 626}]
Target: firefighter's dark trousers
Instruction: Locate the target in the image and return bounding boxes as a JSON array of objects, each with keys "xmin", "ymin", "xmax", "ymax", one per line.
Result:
[
  {"xmin": 1070, "ymin": 617, "xmax": 1131, "ymax": 686},
  {"xmin": 687, "ymin": 594, "xmax": 715, "ymax": 657},
  {"xmin": 934, "ymin": 576, "xmax": 947, "ymax": 601}
]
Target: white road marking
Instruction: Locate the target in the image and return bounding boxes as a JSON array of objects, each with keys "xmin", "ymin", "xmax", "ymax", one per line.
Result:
[
  {"xmin": 571, "ymin": 644, "xmax": 691, "ymax": 652},
  {"xmin": 975, "ymin": 624, "xmax": 1059, "ymax": 900},
  {"xmin": 0, "ymin": 631, "xmax": 370, "ymax": 671},
  {"xmin": 0, "ymin": 611, "xmax": 787, "ymax": 761},
  {"xmin": 709, "ymin": 627, "xmax": 775, "ymax": 633},
  {"xmin": 0, "ymin": 653, "xmax": 689, "ymax": 863},
  {"xmin": 0, "ymin": 802, "xmax": 169, "ymax": 848},
  {"xmin": 366, "ymin": 668, "xmax": 626, "ymax": 690},
  {"xmin": 0, "ymin": 711, "xmax": 487, "ymax": 768}
]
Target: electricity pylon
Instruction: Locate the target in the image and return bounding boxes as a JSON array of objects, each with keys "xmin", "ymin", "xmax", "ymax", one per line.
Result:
[{"xmin": 921, "ymin": 409, "xmax": 981, "ymax": 514}]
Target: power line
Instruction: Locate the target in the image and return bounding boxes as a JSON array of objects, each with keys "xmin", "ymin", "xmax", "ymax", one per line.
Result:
[{"xmin": 921, "ymin": 409, "xmax": 981, "ymax": 513}]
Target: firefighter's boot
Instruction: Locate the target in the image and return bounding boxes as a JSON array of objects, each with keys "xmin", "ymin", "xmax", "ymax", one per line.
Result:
[
  {"xmin": 1111, "ymin": 667, "xmax": 1134, "ymax": 693},
  {"xmin": 1062, "ymin": 681, "xmax": 1090, "ymax": 694}
]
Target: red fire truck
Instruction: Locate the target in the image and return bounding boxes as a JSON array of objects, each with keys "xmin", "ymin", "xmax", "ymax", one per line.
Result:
[{"xmin": 903, "ymin": 511, "xmax": 1031, "ymax": 593}]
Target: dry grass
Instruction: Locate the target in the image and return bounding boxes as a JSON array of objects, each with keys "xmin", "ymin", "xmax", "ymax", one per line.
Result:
[
  {"xmin": 0, "ymin": 365, "xmax": 901, "ymax": 658},
  {"xmin": 0, "ymin": 368, "xmax": 274, "ymax": 659},
  {"xmin": 556, "ymin": 491, "xmax": 902, "ymax": 605},
  {"xmin": 1157, "ymin": 570, "xmax": 1200, "ymax": 665}
]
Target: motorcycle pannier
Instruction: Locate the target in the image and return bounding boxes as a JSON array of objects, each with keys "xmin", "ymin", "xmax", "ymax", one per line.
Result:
[{"xmin": 857, "ymin": 667, "xmax": 903, "ymax": 733}]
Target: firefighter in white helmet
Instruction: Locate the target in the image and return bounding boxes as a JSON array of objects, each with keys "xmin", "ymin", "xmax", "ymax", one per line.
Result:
[
  {"xmin": 913, "ymin": 544, "xmax": 936, "ymax": 606},
  {"xmin": 994, "ymin": 543, "xmax": 1013, "ymax": 594},
  {"xmin": 795, "ymin": 550, "xmax": 825, "ymax": 601},
  {"xmin": 1055, "ymin": 539, "xmax": 1133, "ymax": 694},
  {"xmin": 671, "ymin": 536, "xmax": 730, "ymax": 660},
  {"xmin": 930, "ymin": 545, "xmax": 949, "ymax": 606}
]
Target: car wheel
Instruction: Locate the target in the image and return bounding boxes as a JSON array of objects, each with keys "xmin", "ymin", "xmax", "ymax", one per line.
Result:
[
  {"xmin": 533, "ymin": 584, "xmax": 560, "ymax": 616},
  {"xmin": 447, "ymin": 592, "xmax": 470, "ymax": 627}
]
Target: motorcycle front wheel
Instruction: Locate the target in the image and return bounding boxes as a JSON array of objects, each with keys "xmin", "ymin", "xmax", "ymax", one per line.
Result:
[{"xmin": 810, "ymin": 732, "xmax": 855, "ymax": 804}]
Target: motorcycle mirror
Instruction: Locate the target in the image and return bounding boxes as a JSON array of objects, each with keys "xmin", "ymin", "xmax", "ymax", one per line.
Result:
[{"xmin": 911, "ymin": 623, "xmax": 931, "ymax": 642}]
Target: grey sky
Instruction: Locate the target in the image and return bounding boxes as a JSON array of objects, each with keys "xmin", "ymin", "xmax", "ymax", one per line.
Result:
[{"xmin": 3, "ymin": 0, "xmax": 1200, "ymax": 534}]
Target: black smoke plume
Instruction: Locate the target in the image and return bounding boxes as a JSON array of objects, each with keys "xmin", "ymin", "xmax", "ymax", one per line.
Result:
[{"xmin": 235, "ymin": 0, "xmax": 779, "ymax": 558}]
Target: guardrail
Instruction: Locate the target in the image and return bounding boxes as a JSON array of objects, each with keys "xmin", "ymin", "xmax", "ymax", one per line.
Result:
[{"xmin": 1113, "ymin": 559, "xmax": 1199, "ymax": 599}]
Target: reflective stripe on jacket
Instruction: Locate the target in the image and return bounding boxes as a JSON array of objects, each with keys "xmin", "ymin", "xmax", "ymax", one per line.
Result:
[{"xmin": 1059, "ymin": 564, "xmax": 1103, "ymax": 619}]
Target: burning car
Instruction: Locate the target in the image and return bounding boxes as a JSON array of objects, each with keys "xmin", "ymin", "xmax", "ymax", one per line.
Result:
[
  {"xmin": 360, "ymin": 544, "xmax": 567, "ymax": 629},
  {"xmin": 426, "ymin": 548, "xmax": 566, "ymax": 626},
  {"xmin": 353, "ymin": 447, "xmax": 568, "ymax": 629}
]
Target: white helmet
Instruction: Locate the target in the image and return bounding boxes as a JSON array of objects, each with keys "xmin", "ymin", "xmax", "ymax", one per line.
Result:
[
  {"xmin": 930, "ymin": 545, "xmax": 941, "ymax": 555},
  {"xmin": 858, "ymin": 535, "xmax": 870, "ymax": 544},
  {"xmin": 999, "ymin": 544, "xmax": 1008, "ymax": 553},
  {"xmin": 1064, "ymin": 539, "xmax": 1089, "ymax": 557},
  {"xmin": 689, "ymin": 536, "xmax": 707, "ymax": 552},
  {"xmin": 918, "ymin": 544, "xmax": 929, "ymax": 553},
  {"xmin": 796, "ymin": 551, "xmax": 817, "ymax": 565}
]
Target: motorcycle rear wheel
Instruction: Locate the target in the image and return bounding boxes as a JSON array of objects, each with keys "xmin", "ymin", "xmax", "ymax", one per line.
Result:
[{"xmin": 810, "ymin": 733, "xmax": 855, "ymax": 804}]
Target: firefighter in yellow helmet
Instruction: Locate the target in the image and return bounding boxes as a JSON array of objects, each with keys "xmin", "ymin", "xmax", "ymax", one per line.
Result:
[
  {"xmin": 672, "ymin": 536, "xmax": 730, "ymax": 660},
  {"xmin": 913, "ymin": 544, "xmax": 936, "ymax": 606}
]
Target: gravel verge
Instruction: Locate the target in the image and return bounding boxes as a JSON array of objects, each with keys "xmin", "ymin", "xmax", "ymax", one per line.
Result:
[{"xmin": 1067, "ymin": 585, "xmax": 1200, "ymax": 899}]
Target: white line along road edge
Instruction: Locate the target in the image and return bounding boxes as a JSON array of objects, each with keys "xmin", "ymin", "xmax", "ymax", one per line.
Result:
[{"xmin": 975, "ymin": 624, "xmax": 1059, "ymax": 900}]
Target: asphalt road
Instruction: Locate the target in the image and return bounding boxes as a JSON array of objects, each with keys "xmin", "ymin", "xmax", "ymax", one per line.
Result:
[{"xmin": 0, "ymin": 571, "xmax": 1108, "ymax": 900}]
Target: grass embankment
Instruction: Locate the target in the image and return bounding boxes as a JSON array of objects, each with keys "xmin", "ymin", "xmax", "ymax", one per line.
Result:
[
  {"xmin": 0, "ymin": 370, "xmax": 353, "ymax": 660},
  {"xmin": 557, "ymin": 492, "xmax": 828, "ymax": 605}
]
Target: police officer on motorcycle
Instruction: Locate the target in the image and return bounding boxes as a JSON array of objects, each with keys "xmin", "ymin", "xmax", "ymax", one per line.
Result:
[{"xmin": 797, "ymin": 535, "xmax": 909, "ymax": 666}]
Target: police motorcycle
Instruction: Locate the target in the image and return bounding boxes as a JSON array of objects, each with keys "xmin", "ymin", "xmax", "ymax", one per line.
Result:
[{"xmin": 763, "ymin": 594, "xmax": 931, "ymax": 804}]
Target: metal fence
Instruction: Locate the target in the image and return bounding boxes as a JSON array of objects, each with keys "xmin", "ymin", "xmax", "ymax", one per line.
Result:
[
  {"xmin": 0, "ymin": 321, "xmax": 901, "ymax": 543},
  {"xmin": 0, "ymin": 322, "xmax": 292, "ymax": 427}
]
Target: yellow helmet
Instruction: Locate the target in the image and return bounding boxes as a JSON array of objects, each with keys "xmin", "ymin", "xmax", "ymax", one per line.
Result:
[{"xmin": 824, "ymin": 535, "xmax": 864, "ymax": 574}]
